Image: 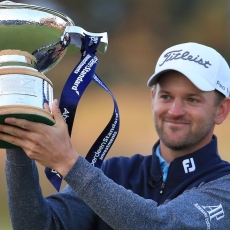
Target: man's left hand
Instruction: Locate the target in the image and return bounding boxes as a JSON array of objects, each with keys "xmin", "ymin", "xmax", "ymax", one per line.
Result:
[{"xmin": 0, "ymin": 99, "xmax": 79, "ymax": 177}]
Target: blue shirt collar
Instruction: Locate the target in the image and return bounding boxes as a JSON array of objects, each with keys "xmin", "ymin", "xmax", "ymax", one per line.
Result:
[{"xmin": 155, "ymin": 145, "xmax": 170, "ymax": 182}]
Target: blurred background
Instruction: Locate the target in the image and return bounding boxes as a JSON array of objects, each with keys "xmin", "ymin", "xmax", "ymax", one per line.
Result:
[{"xmin": 1, "ymin": 0, "xmax": 230, "ymax": 229}]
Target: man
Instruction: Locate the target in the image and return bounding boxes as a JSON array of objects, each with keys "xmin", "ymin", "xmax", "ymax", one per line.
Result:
[{"xmin": 3, "ymin": 42, "xmax": 230, "ymax": 229}]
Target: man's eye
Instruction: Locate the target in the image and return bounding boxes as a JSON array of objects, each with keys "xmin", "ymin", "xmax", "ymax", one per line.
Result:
[
  {"xmin": 188, "ymin": 98, "xmax": 198, "ymax": 102},
  {"xmin": 161, "ymin": 95, "xmax": 170, "ymax": 100}
]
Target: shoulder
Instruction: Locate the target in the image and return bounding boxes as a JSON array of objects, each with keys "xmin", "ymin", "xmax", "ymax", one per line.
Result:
[
  {"xmin": 101, "ymin": 154, "xmax": 152, "ymax": 183},
  {"xmin": 102, "ymin": 154, "xmax": 151, "ymax": 172},
  {"xmin": 180, "ymin": 174, "xmax": 230, "ymax": 202},
  {"xmin": 161, "ymin": 175, "xmax": 230, "ymax": 229},
  {"xmin": 164, "ymin": 174, "xmax": 230, "ymax": 209},
  {"xmin": 201, "ymin": 174, "xmax": 230, "ymax": 190}
]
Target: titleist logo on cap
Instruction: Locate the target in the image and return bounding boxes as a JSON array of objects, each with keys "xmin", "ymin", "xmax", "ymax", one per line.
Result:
[{"xmin": 159, "ymin": 49, "xmax": 212, "ymax": 68}]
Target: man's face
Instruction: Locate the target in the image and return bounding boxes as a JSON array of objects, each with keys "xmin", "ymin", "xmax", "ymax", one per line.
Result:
[{"xmin": 152, "ymin": 71, "xmax": 218, "ymax": 151}]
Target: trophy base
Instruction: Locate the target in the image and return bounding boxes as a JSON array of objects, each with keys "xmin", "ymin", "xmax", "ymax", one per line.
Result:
[{"xmin": 0, "ymin": 105, "xmax": 55, "ymax": 149}]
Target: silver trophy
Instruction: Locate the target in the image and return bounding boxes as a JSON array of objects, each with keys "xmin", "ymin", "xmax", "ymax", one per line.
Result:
[{"xmin": 0, "ymin": 1, "xmax": 108, "ymax": 145}]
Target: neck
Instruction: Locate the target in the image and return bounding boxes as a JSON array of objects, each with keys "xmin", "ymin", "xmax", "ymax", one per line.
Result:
[{"xmin": 159, "ymin": 134, "xmax": 213, "ymax": 163}]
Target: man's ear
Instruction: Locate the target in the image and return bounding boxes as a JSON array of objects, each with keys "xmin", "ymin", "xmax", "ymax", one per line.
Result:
[
  {"xmin": 151, "ymin": 87, "xmax": 156, "ymax": 99},
  {"xmin": 214, "ymin": 97, "xmax": 230, "ymax": 125}
]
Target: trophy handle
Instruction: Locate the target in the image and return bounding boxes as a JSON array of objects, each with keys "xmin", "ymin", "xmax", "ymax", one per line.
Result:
[{"xmin": 62, "ymin": 26, "xmax": 108, "ymax": 54}]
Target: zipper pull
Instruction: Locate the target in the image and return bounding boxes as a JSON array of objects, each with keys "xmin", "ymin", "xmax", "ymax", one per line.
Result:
[{"xmin": 160, "ymin": 183, "xmax": 165, "ymax": 194}]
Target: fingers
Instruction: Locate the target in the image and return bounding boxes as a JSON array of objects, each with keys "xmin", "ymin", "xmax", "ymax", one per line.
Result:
[
  {"xmin": 4, "ymin": 117, "xmax": 42, "ymax": 132},
  {"xmin": 0, "ymin": 99, "xmax": 69, "ymax": 150},
  {"xmin": 0, "ymin": 125, "xmax": 28, "ymax": 148},
  {"xmin": 52, "ymin": 99, "xmax": 66, "ymax": 125},
  {"xmin": 0, "ymin": 119, "xmax": 52, "ymax": 153},
  {"xmin": 0, "ymin": 99, "xmax": 77, "ymax": 172},
  {"xmin": 52, "ymin": 99, "xmax": 59, "ymax": 113},
  {"xmin": 4, "ymin": 99, "xmax": 61, "ymax": 131},
  {"xmin": 44, "ymin": 103, "xmax": 51, "ymax": 112}
]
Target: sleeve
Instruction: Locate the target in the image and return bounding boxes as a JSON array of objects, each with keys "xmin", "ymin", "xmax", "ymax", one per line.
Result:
[
  {"xmin": 5, "ymin": 148, "xmax": 96, "ymax": 230},
  {"xmin": 65, "ymin": 156, "xmax": 230, "ymax": 230}
]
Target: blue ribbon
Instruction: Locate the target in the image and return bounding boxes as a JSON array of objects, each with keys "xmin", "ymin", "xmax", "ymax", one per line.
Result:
[{"xmin": 45, "ymin": 35, "xmax": 120, "ymax": 191}]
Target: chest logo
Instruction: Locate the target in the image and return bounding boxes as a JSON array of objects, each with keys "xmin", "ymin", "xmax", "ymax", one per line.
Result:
[
  {"xmin": 182, "ymin": 158, "xmax": 196, "ymax": 173},
  {"xmin": 194, "ymin": 203, "xmax": 225, "ymax": 229}
]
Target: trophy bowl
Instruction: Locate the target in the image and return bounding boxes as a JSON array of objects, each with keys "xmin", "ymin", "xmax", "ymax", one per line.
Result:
[{"xmin": 0, "ymin": 1, "xmax": 108, "ymax": 148}]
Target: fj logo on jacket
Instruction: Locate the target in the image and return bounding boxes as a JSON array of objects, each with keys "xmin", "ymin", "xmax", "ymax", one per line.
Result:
[{"xmin": 183, "ymin": 158, "xmax": 196, "ymax": 173}]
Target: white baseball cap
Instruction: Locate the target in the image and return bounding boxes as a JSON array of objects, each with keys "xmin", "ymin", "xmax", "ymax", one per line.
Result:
[{"xmin": 147, "ymin": 42, "xmax": 230, "ymax": 97}]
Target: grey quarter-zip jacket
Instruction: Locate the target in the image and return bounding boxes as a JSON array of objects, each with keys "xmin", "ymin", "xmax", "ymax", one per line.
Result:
[{"xmin": 5, "ymin": 137, "xmax": 230, "ymax": 229}]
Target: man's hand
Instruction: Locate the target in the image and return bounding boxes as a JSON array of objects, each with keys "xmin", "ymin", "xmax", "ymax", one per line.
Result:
[{"xmin": 0, "ymin": 99, "xmax": 79, "ymax": 177}]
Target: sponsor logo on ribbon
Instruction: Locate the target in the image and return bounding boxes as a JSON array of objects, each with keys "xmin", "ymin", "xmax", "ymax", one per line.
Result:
[{"xmin": 45, "ymin": 35, "xmax": 120, "ymax": 191}]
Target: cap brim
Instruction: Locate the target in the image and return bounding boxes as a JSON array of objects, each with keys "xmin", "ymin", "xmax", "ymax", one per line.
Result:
[{"xmin": 147, "ymin": 68, "xmax": 215, "ymax": 92}]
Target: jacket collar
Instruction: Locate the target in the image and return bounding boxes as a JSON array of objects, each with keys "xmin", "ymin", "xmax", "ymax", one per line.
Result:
[{"xmin": 150, "ymin": 135, "xmax": 221, "ymax": 180}]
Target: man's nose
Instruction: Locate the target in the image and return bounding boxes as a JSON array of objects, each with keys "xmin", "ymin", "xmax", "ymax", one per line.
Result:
[{"xmin": 168, "ymin": 99, "xmax": 186, "ymax": 117}]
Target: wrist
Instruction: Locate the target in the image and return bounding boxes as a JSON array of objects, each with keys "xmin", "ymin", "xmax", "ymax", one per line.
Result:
[{"xmin": 57, "ymin": 151, "xmax": 80, "ymax": 177}]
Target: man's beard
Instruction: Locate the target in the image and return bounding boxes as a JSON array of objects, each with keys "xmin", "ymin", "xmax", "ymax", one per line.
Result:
[{"xmin": 154, "ymin": 113, "xmax": 215, "ymax": 151}]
